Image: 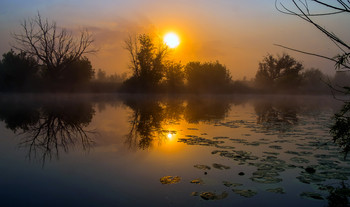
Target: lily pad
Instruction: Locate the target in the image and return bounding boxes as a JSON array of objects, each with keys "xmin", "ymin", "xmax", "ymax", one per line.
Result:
[
  {"xmin": 250, "ymin": 175, "xmax": 282, "ymax": 184},
  {"xmin": 160, "ymin": 176, "xmax": 181, "ymax": 184},
  {"xmin": 300, "ymin": 192, "xmax": 324, "ymax": 200},
  {"xmin": 263, "ymin": 152, "xmax": 280, "ymax": 156},
  {"xmin": 290, "ymin": 157, "xmax": 310, "ymax": 164},
  {"xmin": 285, "ymin": 150, "xmax": 312, "ymax": 156},
  {"xmin": 229, "ymin": 138, "xmax": 247, "ymax": 143},
  {"xmin": 178, "ymin": 136, "xmax": 223, "ymax": 146},
  {"xmin": 244, "ymin": 141, "xmax": 261, "ymax": 146},
  {"xmin": 211, "ymin": 150, "xmax": 228, "ymax": 154},
  {"xmin": 200, "ymin": 192, "xmax": 228, "ymax": 200},
  {"xmin": 190, "ymin": 179, "xmax": 204, "ymax": 184},
  {"xmin": 215, "ymin": 145, "xmax": 236, "ymax": 149},
  {"xmin": 296, "ymin": 173, "xmax": 325, "ymax": 184},
  {"xmin": 223, "ymin": 181, "xmax": 243, "ymax": 187},
  {"xmin": 213, "ymin": 136, "xmax": 229, "ymax": 140},
  {"xmin": 266, "ymin": 187, "xmax": 285, "ymax": 194},
  {"xmin": 232, "ymin": 189, "xmax": 257, "ymax": 198},
  {"xmin": 269, "ymin": 145, "xmax": 282, "ymax": 150},
  {"xmin": 212, "ymin": 163, "xmax": 230, "ymax": 170},
  {"xmin": 194, "ymin": 164, "xmax": 211, "ymax": 170}
]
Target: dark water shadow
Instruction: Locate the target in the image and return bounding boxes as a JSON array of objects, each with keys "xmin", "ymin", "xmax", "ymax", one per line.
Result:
[
  {"xmin": 0, "ymin": 95, "xmax": 95, "ymax": 166},
  {"xmin": 254, "ymin": 98, "xmax": 299, "ymax": 132}
]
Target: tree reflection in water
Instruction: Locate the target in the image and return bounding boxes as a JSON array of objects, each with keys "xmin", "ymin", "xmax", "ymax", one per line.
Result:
[
  {"xmin": 0, "ymin": 97, "xmax": 95, "ymax": 165},
  {"xmin": 122, "ymin": 96, "xmax": 233, "ymax": 150},
  {"xmin": 184, "ymin": 97, "xmax": 232, "ymax": 124},
  {"xmin": 254, "ymin": 99, "xmax": 299, "ymax": 132},
  {"xmin": 122, "ymin": 96, "xmax": 185, "ymax": 150}
]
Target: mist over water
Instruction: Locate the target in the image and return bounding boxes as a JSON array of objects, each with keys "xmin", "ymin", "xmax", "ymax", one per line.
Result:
[{"xmin": 0, "ymin": 94, "xmax": 348, "ymax": 207}]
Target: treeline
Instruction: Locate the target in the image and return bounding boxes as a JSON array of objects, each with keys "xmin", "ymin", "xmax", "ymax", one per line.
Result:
[
  {"xmin": 1, "ymin": 47, "xmax": 347, "ymax": 94},
  {"xmin": 0, "ymin": 12, "xmax": 347, "ymax": 94},
  {"xmin": 0, "ymin": 50, "xmax": 126, "ymax": 92},
  {"xmin": 117, "ymin": 34, "xmax": 346, "ymax": 94}
]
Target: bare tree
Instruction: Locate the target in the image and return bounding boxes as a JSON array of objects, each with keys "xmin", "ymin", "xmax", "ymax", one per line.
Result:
[
  {"xmin": 275, "ymin": 0, "xmax": 350, "ymax": 70},
  {"xmin": 124, "ymin": 34, "xmax": 140, "ymax": 77},
  {"xmin": 12, "ymin": 12, "xmax": 96, "ymax": 79}
]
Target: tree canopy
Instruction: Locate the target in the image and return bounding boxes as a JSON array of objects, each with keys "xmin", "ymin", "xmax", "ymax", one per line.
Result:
[
  {"xmin": 255, "ymin": 53, "xmax": 303, "ymax": 91},
  {"xmin": 0, "ymin": 50, "xmax": 39, "ymax": 91},
  {"xmin": 12, "ymin": 13, "xmax": 95, "ymax": 82},
  {"xmin": 185, "ymin": 61, "xmax": 232, "ymax": 93}
]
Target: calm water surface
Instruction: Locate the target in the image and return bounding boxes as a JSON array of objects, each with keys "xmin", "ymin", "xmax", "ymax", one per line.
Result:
[{"xmin": 0, "ymin": 94, "xmax": 349, "ymax": 207}]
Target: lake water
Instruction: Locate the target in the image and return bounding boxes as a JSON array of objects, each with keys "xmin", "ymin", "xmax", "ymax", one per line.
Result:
[{"xmin": 0, "ymin": 94, "xmax": 349, "ymax": 207}]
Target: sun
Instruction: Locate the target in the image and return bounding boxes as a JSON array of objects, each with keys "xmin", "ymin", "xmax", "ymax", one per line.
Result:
[{"xmin": 164, "ymin": 32, "xmax": 180, "ymax": 48}]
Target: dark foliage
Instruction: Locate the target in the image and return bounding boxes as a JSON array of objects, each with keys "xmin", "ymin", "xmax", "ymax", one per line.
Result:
[
  {"xmin": 12, "ymin": 13, "xmax": 95, "ymax": 83},
  {"xmin": 330, "ymin": 102, "xmax": 350, "ymax": 158},
  {"xmin": 0, "ymin": 50, "xmax": 95, "ymax": 92},
  {"xmin": 0, "ymin": 50, "xmax": 39, "ymax": 92},
  {"xmin": 255, "ymin": 53, "xmax": 303, "ymax": 91},
  {"xmin": 49, "ymin": 57, "xmax": 95, "ymax": 91},
  {"xmin": 121, "ymin": 34, "xmax": 167, "ymax": 93},
  {"xmin": 163, "ymin": 61, "xmax": 185, "ymax": 93},
  {"xmin": 185, "ymin": 61, "xmax": 232, "ymax": 93},
  {"xmin": 300, "ymin": 68, "xmax": 328, "ymax": 93}
]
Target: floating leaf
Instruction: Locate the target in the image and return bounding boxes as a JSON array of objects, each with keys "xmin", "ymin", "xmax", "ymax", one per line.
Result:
[
  {"xmin": 160, "ymin": 176, "xmax": 181, "ymax": 184},
  {"xmin": 194, "ymin": 164, "xmax": 211, "ymax": 170},
  {"xmin": 212, "ymin": 163, "xmax": 230, "ymax": 170},
  {"xmin": 190, "ymin": 179, "xmax": 203, "ymax": 184},
  {"xmin": 200, "ymin": 192, "xmax": 228, "ymax": 200},
  {"xmin": 266, "ymin": 187, "xmax": 285, "ymax": 194},
  {"xmin": 300, "ymin": 192, "xmax": 324, "ymax": 200},
  {"xmin": 232, "ymin": 189, "xmax": 257, "ymax": 198}
]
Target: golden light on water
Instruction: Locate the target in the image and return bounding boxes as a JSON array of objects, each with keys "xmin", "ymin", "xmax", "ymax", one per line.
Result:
[{"xmin": 164, "ymin": 32, "xmax": 180, "ymax": 48}]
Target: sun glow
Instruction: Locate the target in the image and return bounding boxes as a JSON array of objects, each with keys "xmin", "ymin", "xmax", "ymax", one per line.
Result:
[{"xmin": 164, "ymin": 32, "xmax": 180, "ymax": 48}]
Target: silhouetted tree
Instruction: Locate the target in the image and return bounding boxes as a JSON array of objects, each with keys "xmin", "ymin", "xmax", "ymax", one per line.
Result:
[
  {"xmin": 333, "ymin": 72, "xmax": 350, "ymax": 88},
  {"xmin": 58, "ymin": 57, "xmax": 95, "ymax": 90},
  {"xmin": 163, "ymin": 61, "xmax": 185, "ymax": 92},
  {"xmin": 12, "ymin": 13, "xmax": 95, "ymax": 84},
  {"xmin": 255, "ymin": 53, "xmax": 303, "ymax": 91},
  {"xmin": 301, "ymin": 68, "xmax": 328, "ymax": 93},
  {"xmin": 122, "ymin": 34, "xmax": 167, "ymax": 92},
  {"xmin": 96, "ymin": 69, "xmax": 107, "ymax": 81},
  {"xmin": 185, "ymin": 61, "xmax": 232, "ymax": 93},
  {"xmin": 0, "ymin": 50, "xmax": 39, "ymax": 91},
  {"xmin": 90, "ymin": 69, "xmax": 126, "ymax": 93}
]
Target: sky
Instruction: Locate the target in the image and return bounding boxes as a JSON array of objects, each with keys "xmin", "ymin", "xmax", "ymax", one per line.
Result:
[{"xmin": 0, "ymin": 0, "xmax": 348, "ymax": 79}]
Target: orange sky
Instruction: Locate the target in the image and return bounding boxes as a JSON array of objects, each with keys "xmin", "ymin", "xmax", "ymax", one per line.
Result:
[{"xmin": 0, "ymin": 0, "xmax": 348, "ymax": 79}]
